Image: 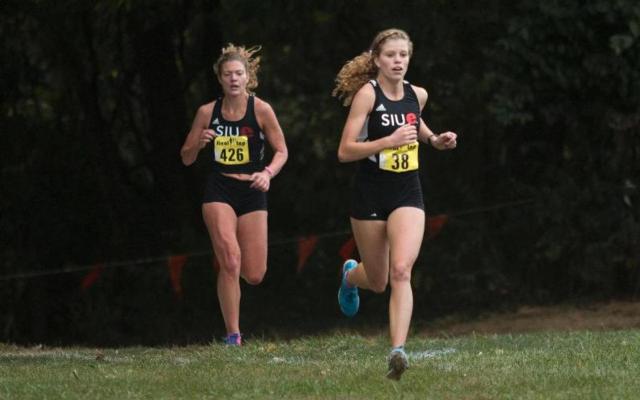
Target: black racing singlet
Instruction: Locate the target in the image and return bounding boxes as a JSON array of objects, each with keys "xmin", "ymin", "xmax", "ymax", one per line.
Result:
[
  {"xmin": 357, "ymin": 80, "xmax": 421, "ymax": 177},
  {"xmin": 208, "ymin": 95, "xmax": 265, "ymax": 174}
]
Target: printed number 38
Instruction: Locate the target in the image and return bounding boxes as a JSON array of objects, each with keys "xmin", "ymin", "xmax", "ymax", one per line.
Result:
[{"xmin": 391, "ymin": 153, "xmax": 410, "ymax": 170}]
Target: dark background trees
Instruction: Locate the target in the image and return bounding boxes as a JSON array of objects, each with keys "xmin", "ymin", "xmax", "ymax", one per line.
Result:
[{"xmin": 1, "ymin": 0, "xmax": 638, "ymax": 345}]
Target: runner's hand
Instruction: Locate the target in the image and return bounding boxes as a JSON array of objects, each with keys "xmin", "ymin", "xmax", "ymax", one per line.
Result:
[
  {"xmin": 199, "ymin": 129, "xmax": 216, "ymax": 149},
  {"xmin": 432, "ymin": 131, "xmax": 457, "ymax": 150},
  {"xmin": 387, "ymin": 124, "xmax": 418, "ymax": 148},
  {"xmin": 249, "ymin": 171, "xmax": 271, "ymax": 192}
]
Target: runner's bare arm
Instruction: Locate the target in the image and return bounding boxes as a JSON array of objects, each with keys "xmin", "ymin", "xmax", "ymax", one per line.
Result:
[
  {"xmin": 180, "ymin": 102, "xmax": 216, "ymax": 166},
  {"xmin": 255, "ymin": 98, "xmax": 288, "ymax": 177}
]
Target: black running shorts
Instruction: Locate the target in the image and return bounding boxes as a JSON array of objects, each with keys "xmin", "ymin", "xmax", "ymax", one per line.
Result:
[
  {"xmin": 202, "ymin": 172, "xmax": 267, "ymax": 216},
  {"xmin": 350, "ymin": 171, "xmax": 424, "ymax": 221}
]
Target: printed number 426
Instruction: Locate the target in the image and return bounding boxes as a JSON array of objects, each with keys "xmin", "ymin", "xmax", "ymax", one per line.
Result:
[{"xmin": 220, "ymin": 148, "xmax": 244, "ymax": 162}]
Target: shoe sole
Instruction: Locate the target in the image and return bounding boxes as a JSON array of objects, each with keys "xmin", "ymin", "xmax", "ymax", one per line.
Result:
[{"xmin": 386, "ymin": 353, "xmax": 409, "ymax": 381}]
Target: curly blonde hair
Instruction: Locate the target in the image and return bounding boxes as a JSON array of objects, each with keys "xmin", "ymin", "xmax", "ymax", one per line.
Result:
[
  {"xmin": 213, "ymin": 43, "xmax": 261, "ymax": 94},
  {"xmin": 332, "ymin": 29, "xmax": 413, "ymax": 106}
]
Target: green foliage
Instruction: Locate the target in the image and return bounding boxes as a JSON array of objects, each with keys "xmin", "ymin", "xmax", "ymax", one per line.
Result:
[{"xmin": 482, "ymin": 0, "xmax": 640, "ymax": 301}]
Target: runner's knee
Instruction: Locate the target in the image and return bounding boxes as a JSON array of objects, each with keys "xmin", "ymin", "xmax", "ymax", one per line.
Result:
[
  {"xmin": 218, "ymin": 249, "xmax": 241, "ymax": 276},
  {"xmin": 242, "ymin": 266, "xmax": 266, "ymax": 285},
  {"xmin": 390, "ymin": 262, "xmax": 412, "ymax": 284},
  {"xmin": 368, "ymin": 276, "xmax": 389, "ymax": 293}
]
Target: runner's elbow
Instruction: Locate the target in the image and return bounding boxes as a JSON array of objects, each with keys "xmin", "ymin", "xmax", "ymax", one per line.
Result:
[
  {"xmin": 180, "ymin": 148, "xmax": 195, "ymax": 166},
  {"xmin": 337, "ymin": 147, "xmax": 352, "ymax": 163}
]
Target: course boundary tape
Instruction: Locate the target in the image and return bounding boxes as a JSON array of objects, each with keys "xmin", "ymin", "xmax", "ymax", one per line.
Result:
[{"xmin": 0, "ymin": 199, "xmax": 534, "ymax": 281}]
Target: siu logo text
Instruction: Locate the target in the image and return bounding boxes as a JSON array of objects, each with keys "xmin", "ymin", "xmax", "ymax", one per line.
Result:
[
  {"xmin": 214, "ymin": 125, "xmax": 255, "ymax": 137},
  {"xmin": 380, "ymin": 112, "xmax": 418, "ymax": 127}
]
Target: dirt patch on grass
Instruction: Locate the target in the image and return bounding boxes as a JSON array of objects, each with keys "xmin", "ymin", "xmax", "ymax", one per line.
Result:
[{"xmin": 424, "ymin": 300, "xmax": 640, "ymax": 337}]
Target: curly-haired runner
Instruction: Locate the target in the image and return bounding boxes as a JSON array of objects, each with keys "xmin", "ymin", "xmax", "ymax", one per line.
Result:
[
  {"xmin": 334, "ymin": 29, "xmax": 457, "ymax": 380},
  {"xmin": 181, "ymin": 44, "xmax": 288, "ymax": 346}
]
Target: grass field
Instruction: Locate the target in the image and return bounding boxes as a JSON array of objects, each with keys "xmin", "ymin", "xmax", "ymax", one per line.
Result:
[{"xmin": 1, "ymin": 328, "xmax": 639, "ymax": 399}]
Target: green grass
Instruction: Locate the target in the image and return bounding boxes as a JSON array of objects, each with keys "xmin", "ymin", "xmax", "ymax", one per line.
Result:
[{"xmin": 1, "ymin": 330, "xmax": 639, "ymax": 399}]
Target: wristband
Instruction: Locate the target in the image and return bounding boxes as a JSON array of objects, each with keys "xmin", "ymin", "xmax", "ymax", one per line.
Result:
[{"xmin": 264, "ymin": 165, "xmax": 274, "ymax": 177}]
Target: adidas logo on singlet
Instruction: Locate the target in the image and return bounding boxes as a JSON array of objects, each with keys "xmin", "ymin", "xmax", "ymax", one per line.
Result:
[
  {"xmin": 375, "ymin": 104, "xmax": 387, "ymax": 112},
  {"xmin": 212, "ymin": 118, "xmax": 220, "ymax": 125}
]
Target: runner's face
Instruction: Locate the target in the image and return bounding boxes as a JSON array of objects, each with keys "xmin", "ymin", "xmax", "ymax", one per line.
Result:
[
  {"xmin": 375, "ymin": 39, "xmax": 410, "ymax": 81},
  {"xmin": 219, "ymin": 60, "xmax": 248, "ymax": 96}
]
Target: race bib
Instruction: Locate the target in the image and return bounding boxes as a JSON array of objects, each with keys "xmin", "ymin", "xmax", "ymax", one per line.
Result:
[
  {"xmin": 214, "ymin": 136, "xmax": 249, "ymax": 165},
  {"xmin": 379, "ymin": 142, "xmax": 419, "ymax": 172}
]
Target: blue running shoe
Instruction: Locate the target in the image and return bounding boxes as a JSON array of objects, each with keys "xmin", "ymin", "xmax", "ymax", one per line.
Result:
[
  {"xmin": 386, "ymin": 347, "xmax": 409, "ymax": 381},
  {"xmin": 338, "ymin": 259, "xmax": 359, "ymax": 317},
  {"xmin": 223, "ymin": 333, "xmax": 242, "ymax": 346}
]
